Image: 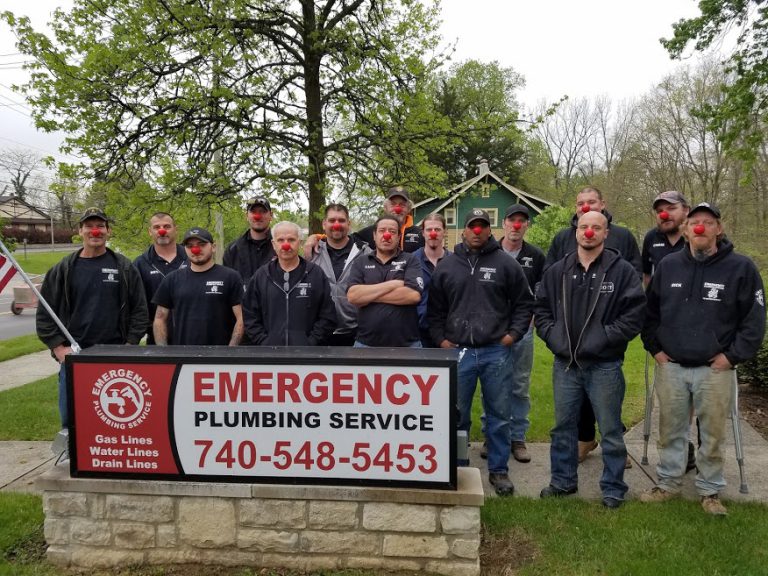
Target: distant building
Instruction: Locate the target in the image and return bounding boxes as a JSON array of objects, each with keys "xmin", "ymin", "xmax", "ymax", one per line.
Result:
[
  {"xmin": 0, "ymin": 195, "xmax": 52, "ymax": 233},
  {"xmin": 413, "ymin": 160, "xmax": 553, "ymax": 247}
]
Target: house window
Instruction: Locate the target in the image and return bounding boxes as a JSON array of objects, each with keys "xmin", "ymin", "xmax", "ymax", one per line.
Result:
[
  {"xmin": 486, "ymin": 208, "xmax": 499, "ymax": 227},
  {"xmin": 479, "ymin": 182, "xmax": 491, "ymax": 198},
  {"xmin": 444, "ymin": 208, "xmax": 456, "ymax": 226}
]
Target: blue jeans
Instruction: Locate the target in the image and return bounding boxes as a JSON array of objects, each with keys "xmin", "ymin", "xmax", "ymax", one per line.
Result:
[
  {"xmin": 550, "ymin": 358, "xmax": 627, "ymax": 500},
  {"xmin": 654, "ymin": 362, "xmax": 733, "ymax": 496},
  {"xmin": 58, "ymin": 363, "xmax": 69, "ymax": 428},
  {"xmin": 457, "ymin": 344, "xmax": 512, "ymax": 474},
  {"xmin": 508, "ymin": 327, "xmax": 534, "ymax": 441}
]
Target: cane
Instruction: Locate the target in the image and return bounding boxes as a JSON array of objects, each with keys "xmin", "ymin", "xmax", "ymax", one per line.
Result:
[
  {"xmin": 641, "ymin": 353, "xmax": 655, "ymax": 465},
  {"xmin": 731, "ymin": 369, "xmax": 748, "ymax": 494}
]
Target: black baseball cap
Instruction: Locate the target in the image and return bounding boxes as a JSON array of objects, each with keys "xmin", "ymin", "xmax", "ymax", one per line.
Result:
[
  {"xmin": 182, "ymin": 227, "xmax": 214, "ymax": 244},
  {"xmin": 464, "ymin": 208, "xmax": 491, "ymax": 227},
  {"xmin": 505, "ymin": 203, "xmax": 530, "ymax": 219},
  {"xmin": 653, "ymin": 190, "xmax": 688, "ymax": 208},
  {"xmin": 79, "ymin": 207, "xmax": 110, "ymax": 224},
  {"xmin": 386, "ymin": 185, "xmax": 411, "ymax": 202},
  {"xmin": 688, "ymin": 202, "xmax": 721, "ymax": 219},
  {"xmin": 246, "ymin": 197, "xmax": 272, "ymax": 211}
]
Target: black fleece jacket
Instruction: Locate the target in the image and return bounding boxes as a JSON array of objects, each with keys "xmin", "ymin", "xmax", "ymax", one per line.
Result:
[
  {"xmin": 642, "ymin": 239, "xmax": 766, "ymax": 367},
  {"xmin": 427, "ymin": 237, "xmax": 534, "ymax": 347},
  {"xmin": 242, "ymin": 258, "xmax": 336, "ymax": 346},
  {"xmin": 545, "ymin": 211, "xmax": 642, "ymax": 277},
  {"xmin": 535, "ymin": 247, "xmax": 645, "ymax": 367},
  {"xmin": 223, "ymin": 230, "xmax": 276, "ymax": 284}
]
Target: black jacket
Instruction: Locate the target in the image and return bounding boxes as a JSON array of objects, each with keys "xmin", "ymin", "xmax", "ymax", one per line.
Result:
[
  {"xmin": 133, "ymin": 244, "xmax": 188, "ymax": 343},
  {"xmin": 242, "ymin": 258, "xmax": 336, "ymax": 346},
  {"xmin": 545, "ymin": 211, "xmax": 642, "ymax": 277},
  {"xmin": 535, "ymin": 248, "xmax": 645, "ymax": 367},
  {"xmin": 428, "ymin": 237, "xmax": 534, "ymax": 347},
  {"xmin": 36, "ymin": 248, "xmax": 148, "ymax": 350},
  {"xmin": 642, "ymin": 239, "xmax": 766, "ymax": 367},
  {"xmin": 354, "ymin": 222, "xmax": 424, "ymax": 253},
  {"xmin": 510, "ymin": 240, "xmax": 546, "ymax": 292},
  {"xmin": 223, "ymin": 230, "xmax": 276, "ymax": 283}
]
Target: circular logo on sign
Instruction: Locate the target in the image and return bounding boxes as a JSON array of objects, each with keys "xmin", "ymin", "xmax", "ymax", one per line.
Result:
[{"xmin": 98, "ymin": 378, "xmax": 147, "ymax": 424}]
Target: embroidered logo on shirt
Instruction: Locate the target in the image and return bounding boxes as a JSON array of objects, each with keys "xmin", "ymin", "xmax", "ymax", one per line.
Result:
[
  {"xmin": 703, "ymin": 281, "xmax": 725, "ymax": 302},
  {"xmin": 479, "ymin": 267, "xmax": 496, "ymax": 282},
  {"xmin": 600, "ymin": 282, "xmax": 614, "ymax": 294},
  {"xmin": 206, "ymin": 280, "xmax": 224, "ymax": 295},
  {"xmin": 391, "ymin": 260, "xmax": 407, "ymax": 272},
  {"xmin": 296, "ymin": 282, "xmax": 311, "ymax": 298},
  {"xmin": 519, "ymin": 256, "xmax": 533, "ymax": 268},
  {"xmin": 102, "ymin": 268, "xmax": 119, "ymax": 283},
  {"xmin": 756, "ymin": 289, "xmax": 764, "ymax": 307}
]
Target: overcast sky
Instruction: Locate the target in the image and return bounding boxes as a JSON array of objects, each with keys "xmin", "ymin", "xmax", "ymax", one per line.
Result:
[{"xmin": 0, "ymin": 0, "xmax": 715, "ymax": 171}]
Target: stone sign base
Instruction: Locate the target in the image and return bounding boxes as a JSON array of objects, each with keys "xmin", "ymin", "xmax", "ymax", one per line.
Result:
[{"xmin": 38, "ymin": 465, "xmax": 484, "ymax": 576}]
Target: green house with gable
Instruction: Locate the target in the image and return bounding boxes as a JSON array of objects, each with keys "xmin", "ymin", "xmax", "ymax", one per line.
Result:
[{"xmin": 413, "ymin": 160, "xmax": 553, "ymax": 247}]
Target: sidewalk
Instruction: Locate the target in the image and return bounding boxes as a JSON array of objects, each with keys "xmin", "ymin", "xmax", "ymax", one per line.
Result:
[{"xmin": 0, "ymin": 350, "xmax": 59, "ymax": 393}]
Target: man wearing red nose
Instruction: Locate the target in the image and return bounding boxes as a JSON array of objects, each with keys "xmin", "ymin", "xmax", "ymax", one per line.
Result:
[
  {"xmin": 36, "ymin": 207, "xmax": 148, "ymax": 431},
  {"xmin": 347, "ymin": 215, "xmax": 423, "ymax": 347},
  {"xmin": 309, "ymin": 204, "xmax": 372, "ymax": 346},
  {"xmin": 427, "ymin": 209, "xmax": 534, "ymax": 496},
  {"xmin": 133, "ymin": 212, "xmax": 188, "ymax": 344},
  {"xmin": 153, "ymin": 228, "xmax": 244, "ymax": 346},
  {"xmin": 640, "ymin": 203, "xmax": 765, "ymax": 516},
  {"xmin": 242, "ymin": 221, "xmax": 336, "ymax": 346},
  {"xmin": 536, "ymin": 211, "xmax": 645, "ymax": 509},
  {"xmin": 546, "ymin": 186, "xmax": 642, "ymax": 465},
  {"xmin": 413, "ymin": 213, "xmax": 450, "ymax": 347},
  {"xmin": 223, "ymin": 196, "xmax": 276, "ymax": 283},
  {"xmin": 642, "ymin": 191, "xmax": 690, "ymax": 289},
  {"xmin": 352, "ymin": 186, "xmax": 424, "ymax": 253}
]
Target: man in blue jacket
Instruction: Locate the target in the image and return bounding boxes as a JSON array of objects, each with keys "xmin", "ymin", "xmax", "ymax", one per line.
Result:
[
  {"xmin": 640, "ymin": 203, "xmax": 765, "ymax": 515},
  {"xmin": 536, "ymin": 211, "xmax": 645, "ymax": 509},
  {"xmin": 428, "ymin": 209, "xmax": 534, "ymax": 496}
]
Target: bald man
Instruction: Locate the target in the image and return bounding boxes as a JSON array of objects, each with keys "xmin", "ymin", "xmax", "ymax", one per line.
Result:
[{"xmin": 535, "ymin": 211, "xmax": 645, "ymax": 509}]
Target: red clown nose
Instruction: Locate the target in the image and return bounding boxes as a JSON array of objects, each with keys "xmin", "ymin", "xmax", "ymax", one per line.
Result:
[
  {"xmin": 281, "ymin": 242, "xmax": 291, "ymax": 251},
  {"xmin": 584, "ymin": 229, "xmax": 595, "ymax": 239},
  {"xmin": 429, "ymin": 230, "xmax": 438, "ymax": 240},
  {"xmin": 581, "ymin": 205, "xmax": 591, "ymax": 213},
  {"xmin": 382, "ymin": 232, "xmax": 392, "ymax": 241},
  {"xmin": 472, "ymin": 226, "xmax": 483, "ymax": 235},
  {"xmin": 693, "ymin": 224, "xmax": 706, "ymax": 235},
  {"xmin": 513, "ymin": 222, "xmax": 522, "ymax": 230},
  {"xmin": 393, "ymin": 205, "xmax": 403, "ymax": 215},
  {"xmin": 157, "ymin": 229, "xmax": 167, "ymax": 236},
  {"xmin": 190, "ymin": 246, "xmax": 201, "ymax": 255},
  {"xmin": 332, "ymin": 223, "xmax": 342, "ymax": 231},
  {"xmin": 251, "ymin": 213, "xmax": 262, "ymax": 221},
  {"xmin": 90, "ymin": 228, "xmax": 102, "ymax": 238},
  {"xmin": 659, "ymin": 211, "xmax": 669, "ymax": 221}
]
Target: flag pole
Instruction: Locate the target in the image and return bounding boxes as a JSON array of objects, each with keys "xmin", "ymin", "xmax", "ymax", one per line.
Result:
[{"xmin": 0, "ymin": 239, "xmax": 81, "ymax": 353}]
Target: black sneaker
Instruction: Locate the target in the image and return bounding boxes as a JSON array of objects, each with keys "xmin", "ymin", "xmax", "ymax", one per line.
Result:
[
  {"xmin": 602, "ymin": 497, "xmax": 623, "ymax": 509},
  {"xmin": 540, "ymin": 485, "xmax": 577, "ymax": 498},
  {"xmin": 489, "ymin": 473, "xmax": 514, "ymax": 496}
]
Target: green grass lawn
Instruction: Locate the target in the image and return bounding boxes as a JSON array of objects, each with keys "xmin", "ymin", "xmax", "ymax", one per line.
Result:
[
  {"xmin": 0, "ymin": 376, "xmax": 59, "ymax": 441},
  {"xmin": 470, "ymin": 335, "xmax": 647, "ymax": 442},
  {"xmin": 9, "ymin": 251, "xmax": 73, "ymax": 276},
  {"xmin": 0, "ymin": 334, "xmax": 47, "ymax": 363}
]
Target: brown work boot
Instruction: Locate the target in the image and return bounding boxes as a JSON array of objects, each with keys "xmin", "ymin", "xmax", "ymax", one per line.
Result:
[
  {"xmin": 625, "ymin": 456, "xmax": 633, "ymax": 469},
  {"xmin": 511, "ymin": 441, "xmax": 531, "ymax": 463},
  {"xmin": 639, "ymin": 486, "xmax": 676, "ymax": 503},
  {"xmin": 578, "ymin": 439, "xmax": 598, "ymax": 463},
  {"xmin": 701, "ymin": 494, "xmax": 727, "ymax": 516}
]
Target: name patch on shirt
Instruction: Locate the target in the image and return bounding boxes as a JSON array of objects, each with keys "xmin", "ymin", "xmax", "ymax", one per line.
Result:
[
  {"xmin": 600, "ymin": 282, "xmax": 614, "ymax": 294},
  {"xmin": 671, "ymin": 283, "xmax": 683, "ymax": 288},
  {"xmin": 703, "ymin": 282, "xmax": 725, "ymax": 302}
]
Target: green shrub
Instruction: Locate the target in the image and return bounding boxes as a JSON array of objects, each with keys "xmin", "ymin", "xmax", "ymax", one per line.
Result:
[{"xmin": 740, "ymin": 333, "xmax": 768, "ymax": 389}]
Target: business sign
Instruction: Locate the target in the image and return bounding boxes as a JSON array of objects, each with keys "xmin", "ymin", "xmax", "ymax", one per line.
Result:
[{"xmin": 68, "ymin": 347, "xmax": 457, "ymax": 489}]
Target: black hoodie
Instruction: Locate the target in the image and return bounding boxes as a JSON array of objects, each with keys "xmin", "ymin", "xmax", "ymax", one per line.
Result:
[
  {"xmin": 427, "ymin": 237, "xmax": 533, "ymax": 347},
  {"xmin": 642, "ymin": 239, "xmax": 766, "ymax": 366},
  {"xmin": 223, "ymin": 229, "xmax": 276, "ymax": 284},
  {"xmin": 545, "ymin": 211, "xmax": 642, "ymax": 277},
  {"xmin": 535, "ymin": 247, "xmax": 646, "ymax": 367}
]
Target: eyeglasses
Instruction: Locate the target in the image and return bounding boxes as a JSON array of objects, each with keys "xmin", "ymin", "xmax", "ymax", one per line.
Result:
[{"xmin": 283, "ymin": 271, "xmax": 290, "ymax": 292}]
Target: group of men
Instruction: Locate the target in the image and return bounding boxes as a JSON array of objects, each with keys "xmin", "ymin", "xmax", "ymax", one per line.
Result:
[{"xmin": 36, "ymin": 184, "xmax": 765, "ymax": 514}]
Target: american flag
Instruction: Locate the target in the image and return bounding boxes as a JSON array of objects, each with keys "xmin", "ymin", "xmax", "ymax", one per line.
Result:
[{"xmin": 0, "ymin": 253, "xmax": 18, "ymax": 293}]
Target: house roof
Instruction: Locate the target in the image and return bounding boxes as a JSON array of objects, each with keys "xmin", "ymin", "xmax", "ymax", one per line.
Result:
[
  {"xmin": 0, "ymin": 195, "xmax": 51, "ymax": 221},
  {"xmin": 414, "ymin": 168, "xmax": 553, "ymax": 225}
]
